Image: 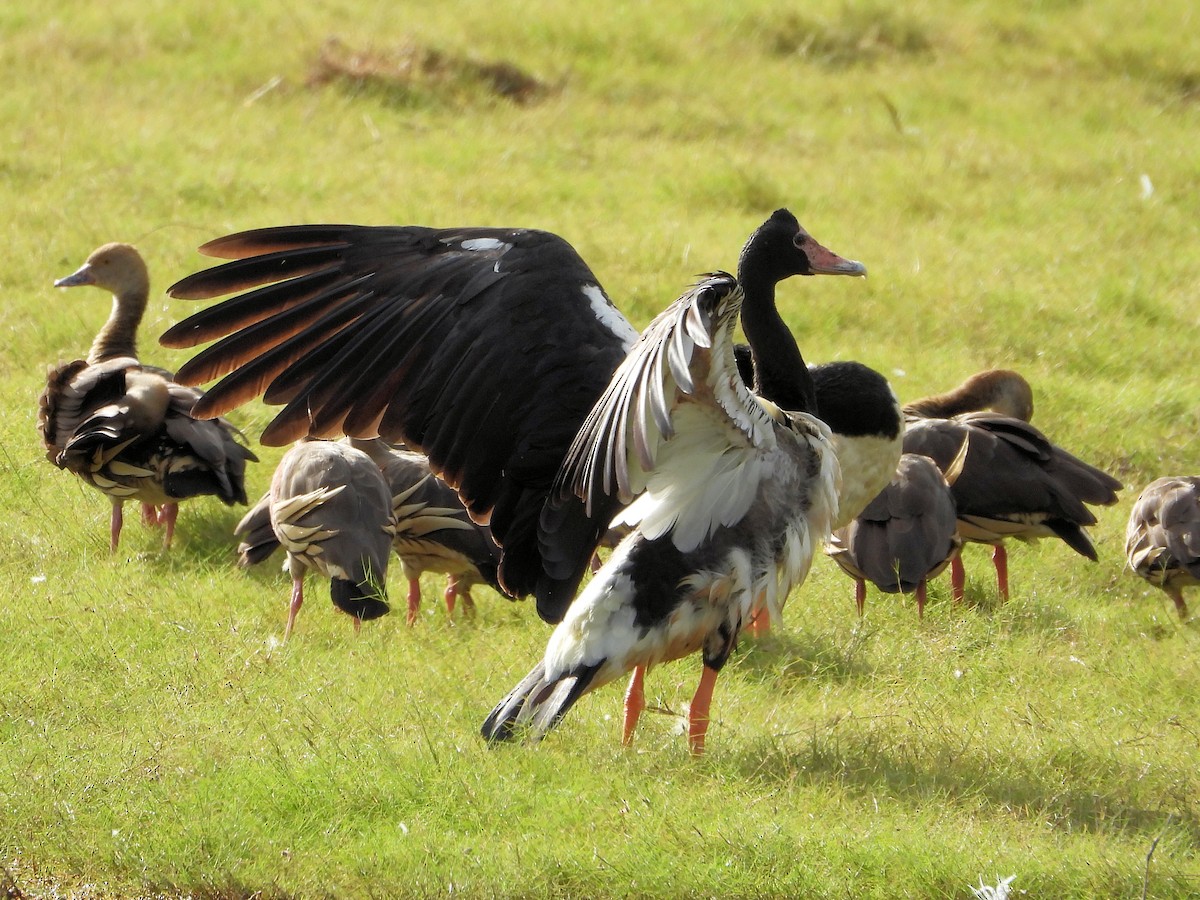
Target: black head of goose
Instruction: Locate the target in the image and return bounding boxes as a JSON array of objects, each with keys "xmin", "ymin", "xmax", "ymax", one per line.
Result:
[
  {"xmin": 734, "ymin": 349, "xmax": 905, "ymax": 531},
  {"xmin": 828, "ymin": 449, "xmax": 964, "ymax": 618},
  {"xmin": 806, "ymin": 361, "xmax": 905, "ymax": 528},
  {"xmin": 343, "ymin": 437, "xmax": 501, "ymax": 625},
  {"xmin": 38, "ymin": 243, "xmax": 256, "ymax": 551},
  {"xmin": 902, "ymin": 371, "xmax": 1121, "ymax": 601},
  {"xmin": 1125, "ymin": 475, "xmax": 1200, "ymax": 620},
  {"xmin": 235, "ymin": 438, "xmax": 394, "ymax": 639},
  {"xmin": 164, "ymin": 209, "xmax": 865, "ymax": 752}
]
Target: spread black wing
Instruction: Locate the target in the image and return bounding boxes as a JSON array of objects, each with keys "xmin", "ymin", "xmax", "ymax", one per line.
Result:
[{"xmin": 164, "ymin": 224, "xmax": 639, "ymax": 620}]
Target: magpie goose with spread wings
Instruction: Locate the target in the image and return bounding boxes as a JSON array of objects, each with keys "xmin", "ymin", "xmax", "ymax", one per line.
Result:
[{"xmin": 164, "ymin": 210, "xmax": 864, "ymax": 645}]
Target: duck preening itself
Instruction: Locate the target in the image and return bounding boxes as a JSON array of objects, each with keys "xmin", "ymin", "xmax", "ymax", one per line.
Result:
[
  {"xmin": 38, "ymin": 243, "xmax": 255, "ymax": 550},
  {"xmin": 902, "ymin": 369, "xmax": 1034, "ymax": 423},
  {"xmin": 902, "ymin": 371, "xmax": 1121, "ymax": 600},
  {"xmin": 1125, "ymin": 476, "xmax": 1200, "ymax": 620},
  {"xmin": 162, "ymin": 209, "xmax": 864, "ymax": 752}
]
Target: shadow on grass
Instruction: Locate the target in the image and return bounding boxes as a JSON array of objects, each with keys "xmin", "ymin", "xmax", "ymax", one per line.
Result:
[
  {"xmin": 735, "ymin": 627, "xmax": 875, "ymax": 687},
  {"xmin": 105, "ymin": 503, "xmax": 247, "ymax": 570},
  {"xmin": 728, "ymin": 729, "xmax": 1200, "ymax": 842},
  {"xmin": 921, "ymin": 569, "xmax": 1088, "ymax": 640}
]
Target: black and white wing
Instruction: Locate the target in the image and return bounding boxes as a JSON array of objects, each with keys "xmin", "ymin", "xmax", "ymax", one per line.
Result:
[{"xmin": 554, "ymin": 272, "xmax": 784, "ymax": 554}]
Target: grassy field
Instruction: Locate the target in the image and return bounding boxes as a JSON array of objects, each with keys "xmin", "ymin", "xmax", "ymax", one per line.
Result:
[{"xmin": 2, "ymin": 0, "xmax": 1198, "ymax": 896}]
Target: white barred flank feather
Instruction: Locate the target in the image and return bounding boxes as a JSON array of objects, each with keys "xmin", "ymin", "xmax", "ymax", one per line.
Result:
[{"xmin": 271, "ymin": 484, "xmax": 346, "ymax": 529}]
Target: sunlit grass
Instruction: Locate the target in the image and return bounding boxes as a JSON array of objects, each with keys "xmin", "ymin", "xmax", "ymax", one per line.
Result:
[{"xmin": 2, "ymin": 0, "xmax": 1199, "ymax": 896}]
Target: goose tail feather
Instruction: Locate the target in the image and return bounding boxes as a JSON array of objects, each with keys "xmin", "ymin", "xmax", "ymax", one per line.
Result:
[{"xmin": 481, "ymin": 660, "xmax": 602, "ymax": 745}]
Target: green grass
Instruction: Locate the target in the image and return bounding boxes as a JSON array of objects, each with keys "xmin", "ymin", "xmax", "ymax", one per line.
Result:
[{"xmin": 3, "ymin": 0, "xmax": 1199, "ymax": 896}]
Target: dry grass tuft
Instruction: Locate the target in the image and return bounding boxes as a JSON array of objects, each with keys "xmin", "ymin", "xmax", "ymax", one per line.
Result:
[
  {"xmin": 1091, "ymin": 46, "xmax": 1200, "ymax": 105},
  {"xmin": 307, "ymin": 36, "xmax": 556, "ymax": 107},
  {"xmin": 759, "ymin": 5, "xmax": 936, "ymax": 68}
]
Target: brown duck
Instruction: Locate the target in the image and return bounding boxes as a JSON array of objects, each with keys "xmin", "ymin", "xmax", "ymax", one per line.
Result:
[
  {"xmin": 829, "ymin": 447, "xmax": 965, "ymax": 618},
  {"xmin": 38, "ymin": 243, "xmax": 255, "ymax": 550},
  {"xmin": 1125, "ymin": 476, "xmax": 1200, "ymax": 620},
  {"xmin": 902, "ymin": 370, "xmax": 1121, "ymax": 601},
  {"xmin": 344, "ymin": 438, "xmax": 501, "ymax": 625}
]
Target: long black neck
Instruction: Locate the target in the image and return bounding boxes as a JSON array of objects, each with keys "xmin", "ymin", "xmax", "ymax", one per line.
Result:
[{"xmin": 737, "ymin": 267, "xmax": 816, "ymax": 414}]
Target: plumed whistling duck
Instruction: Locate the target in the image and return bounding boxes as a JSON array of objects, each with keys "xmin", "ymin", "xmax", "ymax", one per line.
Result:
[
  {"xmin": 38, "ymin": 243, "xmax": 255, "ymax": 550},
  {"xmin": 235, "ymin": 438, "xmax": 393, "ymax": 639},
  {"xmin": 1125, "ymin": 476, "xmax": 1200, "ymax": 620},
  {"xmin": 902, "ymin": 370, "xmax": 1121, "ymax": 601},
  {"xmin": 828, "ymin": 449, "xmax": 964, "ymax": 618},
  {"xmin": 344, "ymin": 437, "xmax": 501, "ymax": 625},
  {"xmin": 903, "ymin": 369, "xmax": 1034, "ymax": 422},
  {"xmin": 162, "ymin": 209, "xmax": 865, "ymax": 752}
]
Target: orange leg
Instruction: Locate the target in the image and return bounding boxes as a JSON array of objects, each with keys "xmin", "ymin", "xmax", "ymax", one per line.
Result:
[
  {"xmin": 284, "ymin": 576, "xmax": 304, "ymax": 641},
  {"xmin": 141, "ymin": 503, "xmax": 158, "ymax": 526},
  {"xmin": 160, "ymin": 503, "xmax": 179, "ymax": 548},
  {"xmin": 406, "ymin": 578, "xmax": 421, "ymax": 626},
  {"xmin": 745, "ymin": 605, "xmax": 771, "ymax": 637},
  {"xmin": 444, "ymin": 576, "xmax": 476, "ymax": 619},
  {"xmin": 622, "ymin": 665, "xmax": 646, "ymax": 747},
  {"xmin": 855, "ymin": 579, "xmax": 867, "ymax": 616},
  {"xmin": 915, "ymin": 581, "xmax": 927, "ymax": 619},
  {"xmin": 992, "ymin": 544, "xmax": 1009, "ymax": 601},
  {"xmin": 950, "ymin": 554, "xmax": 966, "ymax": 603},
  {"xmin": 688, "ymin": 665, "xmax": 720, "ymax": 756}
]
